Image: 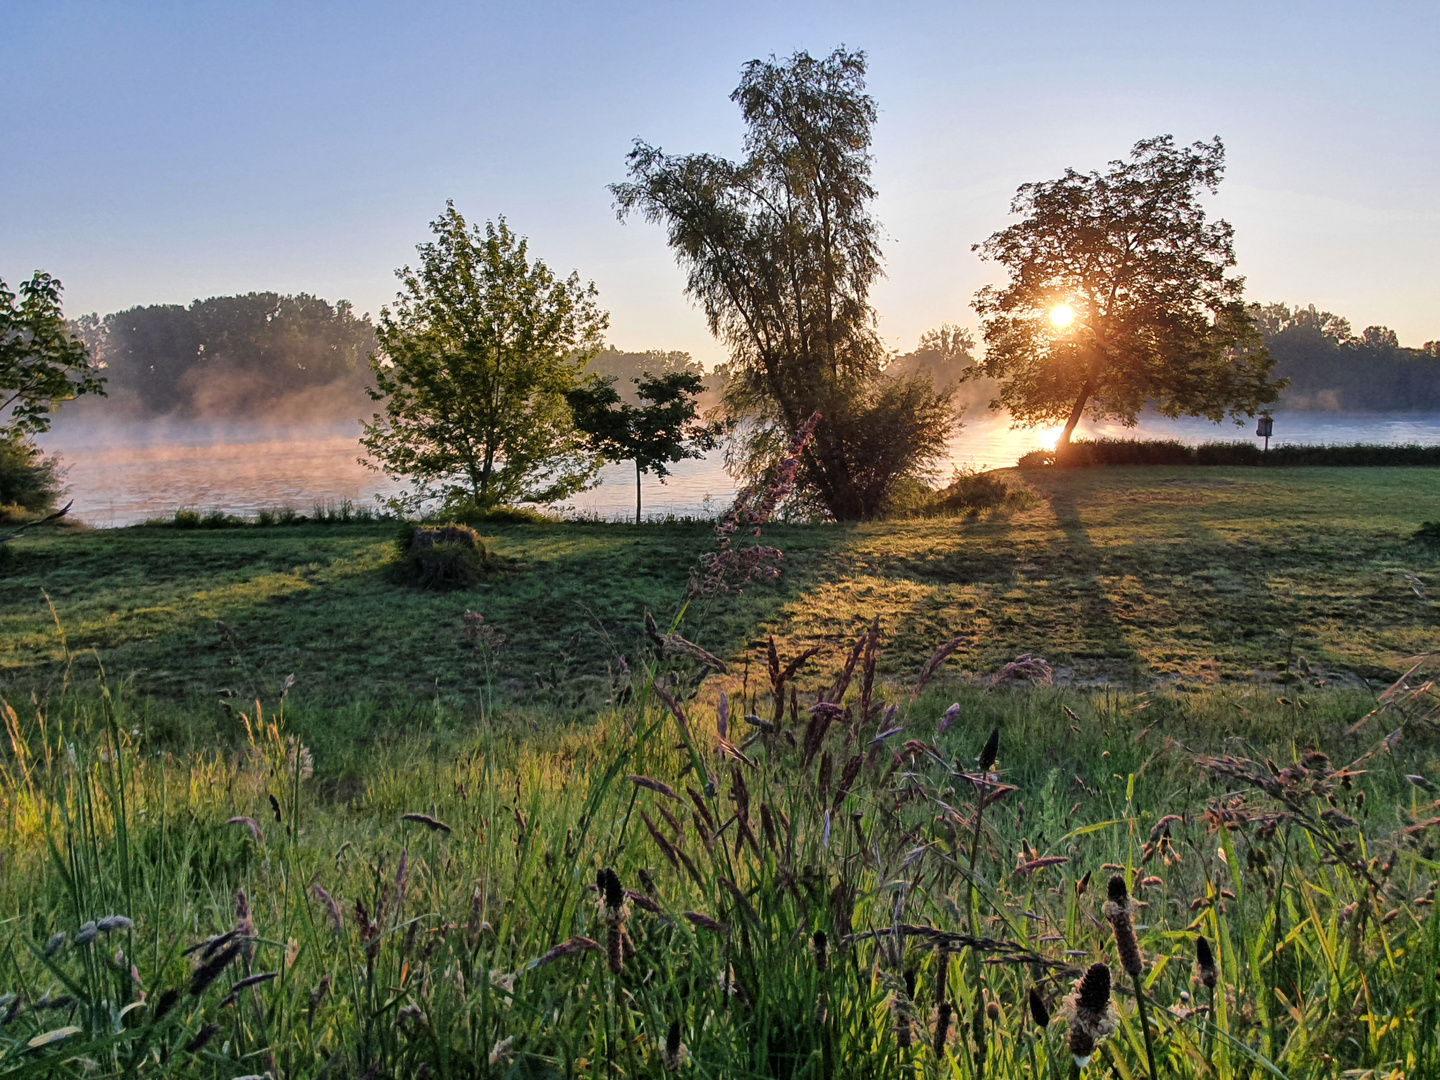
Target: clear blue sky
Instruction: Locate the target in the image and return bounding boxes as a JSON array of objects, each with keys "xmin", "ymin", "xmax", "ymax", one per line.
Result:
[{"xmin": 4, "ymin": 0, "xmax": 1436, "ymax": 367}]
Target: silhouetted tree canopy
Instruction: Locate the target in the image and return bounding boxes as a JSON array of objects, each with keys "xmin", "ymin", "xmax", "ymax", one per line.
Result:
[
  {"xmin": 613, "ymin": 47, "xmax": 957, "ymax": 520},
  {"xmin": 972, "ymin": 135, "xmax": 1282, "ymax": 448}
]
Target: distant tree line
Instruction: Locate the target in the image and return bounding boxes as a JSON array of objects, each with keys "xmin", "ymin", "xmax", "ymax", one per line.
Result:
[
  {"xmin": 68, "ymin": 293, "xmax": 378, "ymax": 423},
  {"xmin": 1252, "ymin": 303, "xmax": 1440, "ymax": 413}
]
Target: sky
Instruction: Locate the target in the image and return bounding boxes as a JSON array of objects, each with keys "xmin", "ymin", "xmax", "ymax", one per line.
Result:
[{"xmin": 3, "ymin": 0, "xmax": 1437, "ymax": 369}]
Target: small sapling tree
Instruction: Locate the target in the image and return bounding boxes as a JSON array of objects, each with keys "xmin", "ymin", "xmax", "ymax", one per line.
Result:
[{"xmin": 566, "ymin": 370, "xmax": 722, "ymax": 523}]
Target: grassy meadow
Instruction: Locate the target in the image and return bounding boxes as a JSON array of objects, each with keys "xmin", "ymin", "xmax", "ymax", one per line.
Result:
[{"xmin": 0, "ymin": 465, "xmax": 1438, "ymax": 1078}]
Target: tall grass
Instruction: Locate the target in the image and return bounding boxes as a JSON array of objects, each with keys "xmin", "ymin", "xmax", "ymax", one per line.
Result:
[{"xmin": 2, "ymin": 622, "xmax": 1437, "ymax": 1077}]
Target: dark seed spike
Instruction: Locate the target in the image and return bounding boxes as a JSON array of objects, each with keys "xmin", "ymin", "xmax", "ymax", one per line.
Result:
[
  {"xmin": 933, "ymin": 1000, "xmax": 953, "ymax": 1054},
  {"xmin": 153, "ymin": 987, "xmax": 181, "ymax": 1021},
  {"xmin": 189, "ymin": 940, "xmax": 243, "ymax": 996},
  {"xmin": 978, "ymin": 727, "xmax": 1000, "ymax": 771},
  {"xmin": 602, "ymin": 868, "xmax": 623, "ymax": 909},
  {"xmin": 184, "ymin": 1023, "xmax": 220, "ymax": 1053},
  {"xmin": 1028, "ymin": 986, "xmax": 1050, "ymax": 1029},
  {"xmin": 666, "ymin": 1020, "xmax": 681, "ymax": 1056},
  {"xmin": 1107, "ymin": 874, "xmax": 1129, "ymax": 903},
  {"xmin": 1076, "ymin": 963, "xmax": 1111, "ymax": 1011},
  {"xmin": 1196, "ymin": 934, "xmax": 1218, "ymax": 989}
]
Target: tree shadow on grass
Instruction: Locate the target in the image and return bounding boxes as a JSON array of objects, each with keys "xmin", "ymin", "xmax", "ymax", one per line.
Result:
[{"xmin": 1032, "ymin": 479, "xmax": 1141, "ymax": 681}]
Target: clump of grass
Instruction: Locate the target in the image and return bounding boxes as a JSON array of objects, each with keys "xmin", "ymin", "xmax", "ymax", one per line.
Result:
[{"xmin": 396, "ymin": 522, "xmax": 494, "ymax": 589}]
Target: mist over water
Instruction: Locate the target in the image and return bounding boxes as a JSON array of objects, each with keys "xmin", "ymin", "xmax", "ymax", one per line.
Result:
[{"xmin": 38, "ymin": 412, "xmax": 1440, "ymax": 528}]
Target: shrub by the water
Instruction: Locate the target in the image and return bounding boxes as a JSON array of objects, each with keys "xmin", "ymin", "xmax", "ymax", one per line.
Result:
[
  {"xmin": 1020, "ymin": 437, "xmax": 1440, "ymax": 468},
  {"xmin": 399, "ymin": 522, "xmax": 493, "ymax": 588},
  {"xmin": 885, "ymin": 470, "xmax": 1032, "ymax": 518},
  {"xmin": 0, "ymin": 438, "xmax": 63, "ymax": 521}
]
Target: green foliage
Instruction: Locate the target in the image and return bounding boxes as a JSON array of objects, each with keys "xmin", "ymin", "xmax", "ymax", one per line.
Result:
[
  {"xmin": 0, "ymin": 271, "xmax": 104, "ymax": 440},
  {"xmin": 362, "ymin": 204, "xmax": 608, "ymax": 513},
  {"xmin": 972, "ymin": 136, "xmax": 1283, "ymax": 446},
  {"xmin": 613, "ymin": 48, "xmax": 957, "ymax": 520},
  {"xmin": 70, "ymin": 292, "xmax": 375, "ymax": 421},
  {"xmin": 0, "ymin": 437, "xmax": 64, "ymax": 520},
  {"xmin": 397, "ymin": 523, "xmax": 494, "ymax": 589},
  {"xmin": 583, "ymin": 346, "xmax": 710, "ymax": 401},
  {"xmin": 567, "ymin": 370, "xmax": 723, "ymax": 522},
  {"xmin": 933, "ymin": 469, "xmax": 1032, "ymax": 514}
]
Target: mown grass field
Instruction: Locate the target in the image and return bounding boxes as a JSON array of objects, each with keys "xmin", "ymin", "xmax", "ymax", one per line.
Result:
[{"xmin": 1, "ymin": 466, "xmax": 1436, "ymax": 750}]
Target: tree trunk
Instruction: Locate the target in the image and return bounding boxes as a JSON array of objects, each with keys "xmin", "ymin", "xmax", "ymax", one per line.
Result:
[
  {"xmin": 1057, "ymin": 381, "xmax": 1093, "ymax": 450},
  {"xmin": 635, "ymin": 460, "xmax": 642, "ymax": 525}
]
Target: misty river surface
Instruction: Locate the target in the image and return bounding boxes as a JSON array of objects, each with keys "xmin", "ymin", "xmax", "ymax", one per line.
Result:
[{"xmin": 40, "ymin": 412, "xmax": 1440, "ymax": 528}]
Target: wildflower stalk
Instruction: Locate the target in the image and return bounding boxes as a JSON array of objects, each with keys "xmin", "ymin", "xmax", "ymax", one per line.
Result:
[
  {"xmin": 1105, "ymin": 876, "xmax": 1158, "ymax": 1080},
  {"xmin": 1130, "ymin": 971, "xmax": 1159, "ymax": 1080},
  {"xmin": 964, "ymin": 727, "xmax": 999, "ymax": 1080}
]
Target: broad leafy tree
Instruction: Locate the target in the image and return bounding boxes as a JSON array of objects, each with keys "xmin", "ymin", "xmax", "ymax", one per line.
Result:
[
  {"xmin": 567, "ymin": 370, "xmax": 722, "ymax": 523},
  {"xmin": 1, "ymin": 272, "xmax": 104, "ymax": 439},
  {"xmin": 612, "ymin": 48, "xmax": 956, "ymax": 519},
  {"xmin": 362, "ymin": 204, "xmax": 607, "ymax": 512},
  {"xmin": 971, "ymin": 136, "xmax": 1281, "ymax": 448}
]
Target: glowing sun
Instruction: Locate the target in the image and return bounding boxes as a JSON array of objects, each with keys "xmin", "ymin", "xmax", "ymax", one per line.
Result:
[{"xmin": 1049, "ymin": 304, "xmax": 1075, "ymax": 328}]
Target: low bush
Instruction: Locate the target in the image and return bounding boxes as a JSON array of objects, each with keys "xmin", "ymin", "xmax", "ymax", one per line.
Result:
[
  {"xmin": 439, "ymin": 501, "xmax": 559, "ymax": 526},
  {"xmin": 1019, "ymin": 437, "xmax": 1440, "ymax": 468},
  {"xmin": 0, "ymin": 437, "xmax": 63, "ymax": 522},
  {"xmin": 1413, "ymin": 520, "xmax": 1440, "ymax": 549},
  {"xmin": 887, "ymin": 469, "xmax": 1034, "ymax": 518},
  {"xmin": 398, "ymin": 521, "xmax": 494, "ymax": 588}
]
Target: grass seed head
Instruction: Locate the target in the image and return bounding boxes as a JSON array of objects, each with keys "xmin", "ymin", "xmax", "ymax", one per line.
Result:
[
  {"xmin": 1062, "ymin": 963, "xmax": 1118, "ymax": 1066},
  {"xmin": 662, "ymin": 1020, "xmax": 689, "ymax": 1071},
  {"xmin": 311, "ymin": 884, "xmax": 343, "ymax": 934},
  {"xmin": 933, "ymin": 1000, "xmax": 953, "ymax": 1054},
  {"xmin": 978, "ymin": 727, "xmax": 1000, "ymax": 771},
  {"xmin": 1196, "ymin": 935, "xmax": 1218, "ymax": 989},
  {"xmin": 489, "ymin": 1036, "xmax": 514, "ymax": 1066},
  {"xmin": 1028, "ymin": 986, "xmax": 1050, "ymax": 1029},
  {"xmin": 184, "ymin": 1023, "xmax": 220, "ymax": 1054},
  {"xmin": 1103, "ymin": 875, "xmax": 1144, "ymax": 977}
]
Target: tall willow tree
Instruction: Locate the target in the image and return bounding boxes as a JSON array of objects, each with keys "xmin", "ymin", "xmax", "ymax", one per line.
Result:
[
  {"xmin": 612, "ymin": 48, "xmax": 955, "ymax": 520},
  {"xmin": 362, "ymin": 204, "xmax": 607, "ymax": 512}
]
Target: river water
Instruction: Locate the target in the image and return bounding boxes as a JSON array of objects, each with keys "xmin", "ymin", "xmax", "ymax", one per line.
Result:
[{"xmin": 39, "ymin": 411, "xmax": 1440, "ymax": 528}]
